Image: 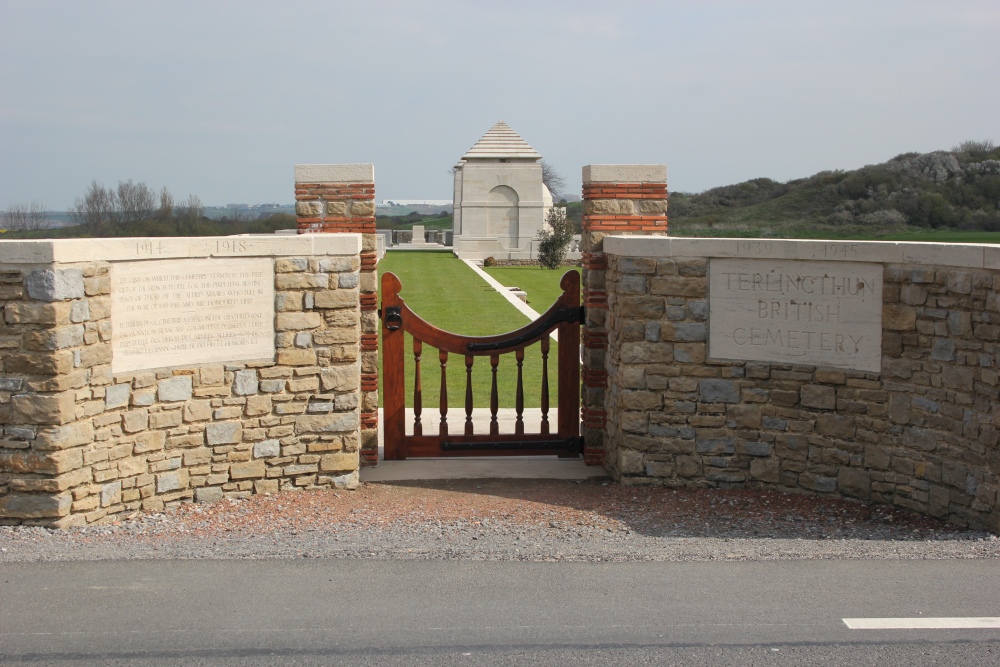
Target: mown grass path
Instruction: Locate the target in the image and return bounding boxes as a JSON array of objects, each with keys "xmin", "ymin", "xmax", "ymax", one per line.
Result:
[
  {"xmin": 482, "ymin": 265, "xmax": 582, "ymax": 312},
  {"xmin": 377, "ymin": 252, "xmax": 570, "ymax": 410}
]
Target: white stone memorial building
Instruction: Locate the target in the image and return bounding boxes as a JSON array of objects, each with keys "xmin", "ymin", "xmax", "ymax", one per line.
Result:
[{"xmin": 451, "ymin": 121, "xmax": 554, "ymax": 260}]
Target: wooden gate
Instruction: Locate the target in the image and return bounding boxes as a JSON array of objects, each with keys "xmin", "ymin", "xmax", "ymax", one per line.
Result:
[{"xmin": 380, "ymin": 270, "xmax": 582, "ymax": 459}]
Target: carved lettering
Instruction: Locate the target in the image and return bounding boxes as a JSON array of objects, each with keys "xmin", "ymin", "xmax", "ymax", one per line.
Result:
[
  {"xmin": 110, "ymin": 258, "xmax": 275, "ymax": 373},
  {"xmin": 709, "ymin": 259, "xmax": 882, "ymax": 372}
]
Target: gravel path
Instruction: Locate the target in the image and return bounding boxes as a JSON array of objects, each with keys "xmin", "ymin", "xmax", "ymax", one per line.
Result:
[{"xmin": 2, "ymin": 480, "xmax": 997, "ymax": 563}]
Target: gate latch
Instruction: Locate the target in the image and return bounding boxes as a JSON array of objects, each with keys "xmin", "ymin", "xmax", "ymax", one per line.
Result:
[{"xmin": 383, "ymin": 306, "xmax": 402, "ymax": 331}]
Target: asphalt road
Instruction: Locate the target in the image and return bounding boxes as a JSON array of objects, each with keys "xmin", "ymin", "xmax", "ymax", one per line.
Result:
[{"xmin": 1, "ymin": 559, "xmax": 998, "ymax": 665}]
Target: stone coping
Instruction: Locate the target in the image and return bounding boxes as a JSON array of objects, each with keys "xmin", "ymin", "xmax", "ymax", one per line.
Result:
[
  {"xmin": 583, "ymin": 165, "xmax": 667, "ymax": 184},
  {"xmin": 603, "ymin": 236, "xmax": 999, "ymax": 269},
  {"xmin": 0, "ymin": 234, "xmax": 362, "ymax": 264},
  {"xmin": 294, "ymin": 163, "xmax": 374, "ymax": 183}
]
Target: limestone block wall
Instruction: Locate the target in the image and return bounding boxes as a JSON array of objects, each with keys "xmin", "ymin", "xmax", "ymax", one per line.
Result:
[
  {"xmin": 0, "ymin": 235, "xmax": 364, "ymax": 527},
  {"xmin": 603, "ymin": 237, "xmax": 1000, "ymax": 533},
  {"xmin": 294, "ymin": 164, "xmax": 379, "ymax": 466}
]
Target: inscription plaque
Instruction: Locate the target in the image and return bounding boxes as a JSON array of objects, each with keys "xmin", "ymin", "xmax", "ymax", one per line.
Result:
[
  {"xmin": 111, "ymin": 258, "xmax": 275, "ymax": 373},
  {"xmin": 708, "ymin": 258, "xmax": 882, "ymax": 372}
]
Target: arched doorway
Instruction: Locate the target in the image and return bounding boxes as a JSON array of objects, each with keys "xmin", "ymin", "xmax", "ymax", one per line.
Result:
[{"xmin": 487, "ymin": 185, "xmax": 519, "ymax": 249}]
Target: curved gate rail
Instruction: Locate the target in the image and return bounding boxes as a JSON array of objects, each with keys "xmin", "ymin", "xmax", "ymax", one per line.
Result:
[{"xmin": 380, "ymin": 270, "xmax": 582, "ymax": 459}]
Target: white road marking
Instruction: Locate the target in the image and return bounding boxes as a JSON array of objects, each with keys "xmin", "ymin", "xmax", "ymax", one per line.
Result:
[{"xmin": 844, "ymin": 617, "xmax": 1000, "ymax": 629}]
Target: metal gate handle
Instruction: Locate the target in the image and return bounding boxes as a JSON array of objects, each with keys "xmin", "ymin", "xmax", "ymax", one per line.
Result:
[{"xmin": 383, "ymin": 306, "xmax": 402, "ymax": 331}]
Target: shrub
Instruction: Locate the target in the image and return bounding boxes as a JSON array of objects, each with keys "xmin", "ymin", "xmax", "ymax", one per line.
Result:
[
  {"xmin": 536, "ymin": 206, "xmax": 573, "ymax": 269},
  {"xmin": 483, "ymin": 256, "xmax": 496, "ymax": 267}
]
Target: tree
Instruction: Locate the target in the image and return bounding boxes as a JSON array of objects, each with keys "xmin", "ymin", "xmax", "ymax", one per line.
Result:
[
  {"xmin": 70, "ymin": 180, "xmax": 116, "ymax": 235},
  {"xmin": 540, "ymin": 159, "xmax": 566, "ymax": 199},
  {"xmin": 536, "ymin": 206, "xmax": 573, "ymax": 269},
  {"xmin": 1, "ymin": 201, "xmax": 49, "ymax": 231},
  {"xmin": 115, "ymin": 180, "xmax": 157, "ymax": 234}
]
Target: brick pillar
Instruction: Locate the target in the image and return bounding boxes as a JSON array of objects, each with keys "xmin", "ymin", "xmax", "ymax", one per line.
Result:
[
  {"xmin": 580, "ymin": 165, "xmax": 668, "ymax": 466},
  {"xmin": 294, "ymin": 164, "xmax": 380, "ymax": 466}
]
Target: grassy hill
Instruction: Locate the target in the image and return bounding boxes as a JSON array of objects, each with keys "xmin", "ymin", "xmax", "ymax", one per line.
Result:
[{"xmin": 668, "ymin": 140, "xmax": 1000, "ymax": 239}]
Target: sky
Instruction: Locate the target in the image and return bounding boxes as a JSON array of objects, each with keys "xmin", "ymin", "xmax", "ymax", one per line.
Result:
[{"xmin": 1, "ymin": 0, "xmax": 998, "ymax": 210}]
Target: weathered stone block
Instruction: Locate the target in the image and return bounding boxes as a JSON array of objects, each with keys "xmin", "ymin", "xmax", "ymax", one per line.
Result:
[
  {"xmin": 618, "ymin": 296, "xmax": 664, "ymax": 319},
  {"xmin": 11, "ymin": 391, "xmax": 76, "ymax": 425},
  {"xmin": 156, "ymin": 469, "xmax": 189, "ymax": 493},
  {"xmin": 883, "ymin": 304, "xmax": 916, "ymax": 330},
  {"xmin": 195, "ymin": 486, "xmax": 225, "ymax": 503},
  {"xmin": 320, "ymin": 450, "xmax": 359, "ymax": 472},
  {"xmin": 699, "ymin": 379, "xmax": 739, "ymax": 404},
  {"xmin": 105, "ymin": 383, "xmax": 131, "ymax": 408},
  {"xmin": 750, "ymin": 459, "xmax": 781, "ymax": 483},
  {"xmin": 800, "ymin": 384, "xmax": 836, "ymax": 410},
  {"xmin": 276, "ymin": 349, "xmax": 317, "ymax": 366},
  {"xmin": 696, "ymin": 437, "xmax": 735, "ymax": 455},
  {"xmin": 33, "ymin": 421, "xmax": 94, "ymax": 451},
  {"xmin": 838, "ymin": 469, "xmax": 871, "ymax": 499},
  {"xmin": 650, "ymin": 276, "xmax": 706, "ymax": 297},
  {"xmin": 26, "ymin": 268, "xmax": 85, "ymax": 301},
  {"xmin": 617, "ymin": 257, "xmax": 657, "ymax": 275},
  {"xmin": 799, "ymin": 472, "xmax": 838, "ymax": 493},
  {"xmin": 232, "ymin": 370, "xmax": 258, "ymax": 396},
  {"xmin": 320, "ymin": 363, "xmax": 360, "ymax": 391},
  {"xmin": 206, "ymin": 421, "xmax": 242, "ymax": 445},
  {"xmin": 660, "ymin": 322, "xmax": 706, "ymax": 342},
  {"xmin": 620, "ymin": 342, "xmax": 671, "ymax": 364},
  {"xmin": 5, "ymin": 351, "xmax": 74, "ymax": 376},
  {"xmin": 295, "ymin": 201, "xmax": 322, "ymax": 217},
  {"xmin": 158, "ymin": 376, "xmax": 193, "ymax": 402},
  {"xmin": 295, "ymin": 412, "xmax": 360, "ymax": 435},
  {"xmin": 816, "ymin": 414, "xmax": 856, "ymax": 439},
  {"xmin": 25, "ymin": 325, "xmax": 85, "ymax": 350},
  {"xmin": 314, "ymin": 289, "xmax": 359, "ymax": 310},
  {"xmin": 275, "ymin": 312, "xmax": 323, "ymax": 331},
  {"xmin": 253, "ymin": 439, "xmax": 281, "ymax": 458},
  {"xmin": 133, "ymin": 430, "xmax": 165, "ymax": 453},
  {"xmin": 230, "ymin": 460, "xmax": 265, "ymax": 480},
  {"xmin": 0, "ymin": 492, "xmax": 72, "ymax": 518},
  {"xmin": 620, "ymin": 390, "xmax": 662, "ymax": 411},
  {"xmin": 5, "ymin": 301, "xmax": 72, "ymax": 325}
]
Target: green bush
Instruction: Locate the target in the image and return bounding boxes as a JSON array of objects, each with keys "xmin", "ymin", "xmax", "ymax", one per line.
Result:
[{"xmin": 536, "ymin": 206, "xmax": 573, "ymax": 269}]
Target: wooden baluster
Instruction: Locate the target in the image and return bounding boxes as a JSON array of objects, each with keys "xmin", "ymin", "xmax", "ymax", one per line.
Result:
[
  {"xmin": 515, "ymin": 348, "xmax": 525, "ymax": 435},
  {"xmin": 540, "ymin": 336, "xmax": 550, "ymax": 435},
  {"xmin": 465, "ymin": 355, "xmax": 474, "ymax": 435},
  {"xmin": 490, "ymin": 353, "xmax": 499, "ymax": 435},
  {"xmin": 413, "ymin": 337, "xmax": 422, "ymax": 437},
  {"xmin": 439, "ymin": 349, "xmax": 448, "ymax": 436}
]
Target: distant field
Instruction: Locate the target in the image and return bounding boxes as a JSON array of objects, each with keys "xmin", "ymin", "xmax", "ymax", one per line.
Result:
[{"xmin": 377, "ymin": 251, "xmax": 561, "ymax": 410}]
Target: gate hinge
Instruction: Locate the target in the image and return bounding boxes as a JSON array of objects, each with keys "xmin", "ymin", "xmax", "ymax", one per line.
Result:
[{"xmin": 579, "ymin": 306, "xmax": 586, "ymax": 325}]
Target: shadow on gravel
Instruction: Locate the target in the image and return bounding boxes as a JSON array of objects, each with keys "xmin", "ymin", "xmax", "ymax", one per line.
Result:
[{"xmin": 372, "ymin": 478, "xmax": 986, "ymax": 542}]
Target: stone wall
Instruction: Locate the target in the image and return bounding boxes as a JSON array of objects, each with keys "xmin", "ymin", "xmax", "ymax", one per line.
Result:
[
  {"xmin": 0, "ymin": 235, "xmax": 365, "ymax": 527},
  {"xmin": 580, "ymin": 165, "xmax": 669, "ymax": 465},
  {"xmin": 602, "ymin": 236, "xmax": 1000, "ymax": 533},
  {"xmin": 294, "ymin": 164, "xmax": 379, "ymax": 466}
]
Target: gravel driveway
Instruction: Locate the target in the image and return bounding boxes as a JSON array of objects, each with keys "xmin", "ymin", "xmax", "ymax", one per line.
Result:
[{"xmin": 2, "ymin": 480, "xmax": 997, "ymax": 563}]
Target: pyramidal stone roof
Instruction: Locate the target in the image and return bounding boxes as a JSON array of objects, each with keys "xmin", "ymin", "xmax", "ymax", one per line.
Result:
[{"xmin": 461, "ymin": 121, "xmax": 542, "ymax": 160}]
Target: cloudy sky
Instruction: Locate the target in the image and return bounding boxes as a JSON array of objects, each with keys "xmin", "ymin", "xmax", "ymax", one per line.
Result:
[{"xmin": 1, "ymin": 0, "xmax": 997, "ymax": 209}]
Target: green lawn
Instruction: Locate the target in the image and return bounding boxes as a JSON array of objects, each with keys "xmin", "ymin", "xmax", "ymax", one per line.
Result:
[
  {"xmin": 482, "ymin": 265, "xmax": 582, "ymax": 312},
  {"xmin": 377, "ymin": 251, "xmax": 566, "ymax": 411}
]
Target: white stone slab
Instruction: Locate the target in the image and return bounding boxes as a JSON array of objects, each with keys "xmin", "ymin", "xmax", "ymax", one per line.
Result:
[
  {"xmin": 294, "ymin": 164, "xmax": 374, "ymax": 183},
  {"xmin": 791, "ymin": 240, "xmax": 904, "ymax": 263},
  {"xmin": 111, "ymin": 257, "xmax": 275, "ymax": 373},
  {"xmin": 583, "ymin": 164, "xmax": 667, "ymax": 183},
  {"xmin": 309, "ymin": 233, "xmax": 363, "ymax": 255},
  {"xmin": 984, "ymin": 246, "xmax": 1000, "ymax": 270},
  {"xmin": 708, "ymin": 258, "xmax": 883, "ymax": 372},
  {"xmin": 901, "ymin": 242, "xmax": 984, "ymax": 268},
  {"xmin": 188, "ymin": 236, "xmax": 314, "ymax": 257},
  {"xmin": 0, "ymin": 236, "xmax": 362, "ymax": 264}
]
